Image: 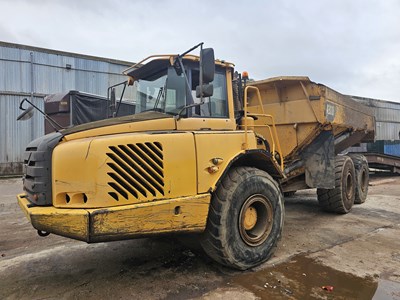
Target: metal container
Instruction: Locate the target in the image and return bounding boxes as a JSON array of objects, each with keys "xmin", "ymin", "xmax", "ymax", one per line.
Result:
[
  {"xmin": 367, "ymin": 141, "xmax": 400, "ymax": 158},
  {"xmin": 384, "ymin": 141, "xmax": 400, "ymax": 157},
  {"xmin": 44, "ymin": 91, "xmax": 136, "ymax": 134}
]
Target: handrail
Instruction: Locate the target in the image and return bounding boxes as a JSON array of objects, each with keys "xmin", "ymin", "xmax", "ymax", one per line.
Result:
[
  {"xmin": 122, "ymin": 54, "xmax": 205, "ymax": 75},
  {"xmin": 243, "ymin": 86, "xmax": 284, "ymax": 171},
  {"xmin": 122, "ymin": 54, "xmax": 178, "ymax": 75}
]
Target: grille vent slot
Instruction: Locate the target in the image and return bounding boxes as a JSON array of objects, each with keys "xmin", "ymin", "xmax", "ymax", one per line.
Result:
[{"xmin": 106, "ymin": 142, "xmax": 164, "ymax": 201}]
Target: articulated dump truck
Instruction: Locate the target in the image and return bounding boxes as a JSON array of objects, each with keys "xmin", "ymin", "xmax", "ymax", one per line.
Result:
[{"xmin": 17, "ymin": 44, "xmax": 374, "ymax": 270}]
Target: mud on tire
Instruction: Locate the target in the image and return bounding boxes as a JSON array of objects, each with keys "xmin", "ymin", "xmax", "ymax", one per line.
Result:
[
  {"xmin": 200, "ymin": 167, "xmax": 284, "ymax": 270},
  {"xmin": 317, "ymin": 155, "xmax": 356, "ymax": 214}
]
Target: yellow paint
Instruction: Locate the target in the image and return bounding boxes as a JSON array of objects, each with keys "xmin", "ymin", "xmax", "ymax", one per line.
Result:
[
  {"xmin": 88, "ymin": 194, "xmax": 211, "ymax": 241},
  {"xmin": 18, "ymin": 194, "xmax": 89, "ymax": 241},
  {"xmin": 176, "ymin": 118, "xmax": 235, "ymax": 131},
  {"xmin": 194, "ymin": 131, "xmax": 257, "ymax": 192},
  {"xmin": 17, "ymin": 193, "xmax": 210, "ymax": 242},
  {"xmin": 244, "ymin": 207, "xmax": 257, "ymax": 230},
  {"xmin": 243, "ymin": 85, "xmax": 284, "ymax": 171},
  {"xmin": 249, "ymin": 77, "xmax": 375, "ymax": 162},
  {"xmin": 63, "ymin": 118, "xmax": 176, "ymax": 142},
  {"xmin": 52, "ymin": 132, "xmax": 197, "ymax": 208}
]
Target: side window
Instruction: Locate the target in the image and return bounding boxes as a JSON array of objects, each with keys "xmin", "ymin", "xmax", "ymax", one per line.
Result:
[
  {"xmin": 191, "ymin": 70, "xmax": 228, "ymax": 118},
  {"xmin": 210, "ymin": 73, "xmax": 228, "ymax": 117},
  {"xmin": 165, "ymin": 67, "xmax": 186, "ymax": 113}
]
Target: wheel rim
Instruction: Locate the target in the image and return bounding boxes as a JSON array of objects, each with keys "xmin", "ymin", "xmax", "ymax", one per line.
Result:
[{"xmin": 239, "ymin": 194, "xmax": 274, "ymax": 247}]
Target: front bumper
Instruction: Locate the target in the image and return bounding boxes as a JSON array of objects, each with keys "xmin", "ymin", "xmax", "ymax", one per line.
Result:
[{"xmin": 17, "ymin": 193, "xmax": 210, "ymax": 242}]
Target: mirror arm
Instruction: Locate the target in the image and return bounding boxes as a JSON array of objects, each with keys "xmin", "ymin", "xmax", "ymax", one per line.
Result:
[
  {"xmin": 20, "ymin": 98, "xmax": 66, "ymax": 131},
  {"xmin": 177, "ymin": 42, "xmax": 204, "ymax": 59},
  {"xmin": 115, "ymin": 81, "xmax": 128, "ymax": 117},
  {"xmin": 199, "ymin": 43, "xmax": 204, "ymax": 104},
  {"xmin": 107, "ymin": 80, "xmax": 128, "ymax": 118}
]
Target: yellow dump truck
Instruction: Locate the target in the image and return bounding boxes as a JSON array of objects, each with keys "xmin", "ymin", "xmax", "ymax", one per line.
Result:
[{"xmin": 17, "ymin": 44, "xmax": 374, "ymax": 270}]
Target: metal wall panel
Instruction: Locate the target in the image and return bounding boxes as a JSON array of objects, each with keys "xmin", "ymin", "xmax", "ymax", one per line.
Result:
[
  {"xmin": 0, "ymin": 95, "xmax": 45, "ymax": 174},
  {"xmin": 352, "ymin": 96, "xmax": 400, "ymax": 141},
  {"xmin": 0, "ymin": 42, "xmax": 137, "ymax": 174},
  {"xmin": 376, "ymin": 122, "xmax": 400, "ymax": 141},
  {"xmin": 0, "ymin": 42, "xmax": 135, "ymax": 99}
]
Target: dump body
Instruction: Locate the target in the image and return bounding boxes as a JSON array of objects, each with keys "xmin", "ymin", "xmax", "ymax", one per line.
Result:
[{"xmin": 248, "ymin": 76, "xmax": 375, "ymax": 190}]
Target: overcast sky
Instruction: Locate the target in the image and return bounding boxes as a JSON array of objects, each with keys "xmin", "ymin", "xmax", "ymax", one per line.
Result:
[{"xmin": 1, "ymin": 0, "xmax": 400, "ymax": 101}]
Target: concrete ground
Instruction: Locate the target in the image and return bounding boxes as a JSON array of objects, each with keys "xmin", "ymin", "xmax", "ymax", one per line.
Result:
[{"xmin": 1, "ymin": 175, "xmax": 399, "ymax": 299}]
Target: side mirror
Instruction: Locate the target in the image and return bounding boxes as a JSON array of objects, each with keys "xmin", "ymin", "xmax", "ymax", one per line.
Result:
[
  {"xmin": 200, "ymin": 48, "xmax": 215, "ymax": 83},
  {"xmin": 17, "ymin": 106, "xmax": 34, "ymax": 121},
  {"xmin": 196, "ymin": 84, "xmax": 214, "ymax": 98},
  {"xmin": 17, "ymin": 98, "xmax": 35, "ymax": 121}
]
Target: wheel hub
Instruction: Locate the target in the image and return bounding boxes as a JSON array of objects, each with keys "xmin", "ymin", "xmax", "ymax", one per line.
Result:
[
  {"xmin": 239, "ymin": 194, "xmax": 274, "ymax": 247},
  {"xmin": 243, "ymin": 207, "xmax": 257, "ymax": 230}
]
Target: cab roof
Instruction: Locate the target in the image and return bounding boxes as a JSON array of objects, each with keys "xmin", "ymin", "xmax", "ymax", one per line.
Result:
[{"xmin": 123, "ymin": 54, "xmax": 234, "ymax": 80}]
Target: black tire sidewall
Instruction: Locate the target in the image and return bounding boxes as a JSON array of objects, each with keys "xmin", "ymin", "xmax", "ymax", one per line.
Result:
[
  {"xmin": 341, "ymin": 158, "xmax": 356, "ymax": 212},
  {"xmin": 222, "ymin": 170, "xmax": 283, "ymax": 269},
  {"xmin": 355, "ymin": 163, "xmax": 369, "ymax": 203},
  {"xmin": 349, "ymin": 154, "xmax": 369, "ymax": 204}
]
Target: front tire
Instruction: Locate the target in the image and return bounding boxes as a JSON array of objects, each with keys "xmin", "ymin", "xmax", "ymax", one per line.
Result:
[{"xmin": 200, "ymin": 167, "xmax": 284, "ymax": 270}]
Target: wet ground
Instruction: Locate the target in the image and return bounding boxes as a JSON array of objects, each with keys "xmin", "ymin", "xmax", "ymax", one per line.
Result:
[{"xmin": 1, "ymin": 175, "xmax": 400, "ymax": 299}]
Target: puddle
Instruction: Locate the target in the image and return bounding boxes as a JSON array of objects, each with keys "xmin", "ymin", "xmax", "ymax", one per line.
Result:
[{"xmin": 229, "ymin": 256, "xmax": 379, "ymax": 299}]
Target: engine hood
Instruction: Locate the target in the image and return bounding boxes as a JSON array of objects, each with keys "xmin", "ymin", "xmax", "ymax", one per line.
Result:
[{"xmin": 62, "ymin": 111, "xmax": 176, "ymax": 141}]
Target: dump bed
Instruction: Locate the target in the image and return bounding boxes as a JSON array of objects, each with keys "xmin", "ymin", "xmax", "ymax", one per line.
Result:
[
  {"xmin": 248, "ymin": 76, "xmax": 375, "ymax": 160},
  {"xmin": 247, "ymin": 76, "xmax": 375, "ymax": 189}
]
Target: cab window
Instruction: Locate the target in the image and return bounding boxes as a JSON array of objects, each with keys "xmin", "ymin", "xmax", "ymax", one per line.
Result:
[{"xmin": 190, "ymin": 68, "xmax": 228, "ymax": 118}]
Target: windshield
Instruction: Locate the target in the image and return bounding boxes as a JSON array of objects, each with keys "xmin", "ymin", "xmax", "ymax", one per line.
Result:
[
  {"xmin": 133, "ymin": 66, "xmax": 187, "ymax": 115},
  {"xmin": 132, "ymin": 61, "xmax": 228, "ymax": 118}
]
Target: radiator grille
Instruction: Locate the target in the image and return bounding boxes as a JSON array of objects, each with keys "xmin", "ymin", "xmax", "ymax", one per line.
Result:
[{"xmin": 106, "ymin": 142, "xmax": 164, "ymax": 201}]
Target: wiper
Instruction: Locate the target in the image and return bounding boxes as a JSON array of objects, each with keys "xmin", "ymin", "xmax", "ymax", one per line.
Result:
[
  {"xmin": 175, "ymin": 101, "xmax": 205, "ymax": 120},
  {"xmin": 153, "ymin": 87, "xmax": 165, "ymax": 111}
]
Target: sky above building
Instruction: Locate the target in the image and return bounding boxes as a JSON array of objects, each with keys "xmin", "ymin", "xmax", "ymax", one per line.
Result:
[{"xmin": 1, "ymin": 0, "xmax": 400, "ymax": 101}]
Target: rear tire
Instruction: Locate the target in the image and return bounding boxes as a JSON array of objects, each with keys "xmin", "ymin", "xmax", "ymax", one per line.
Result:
[
  {"xmin": 200, "ymin": 167, "xmax": 284, "ymax": 270},
  {"xmin": 317, "ymin": 155, "xmax": 355, "ymax": 214},
  {"xmin": 348, "ymin": 154, "xmax": 369, "ymax": 204}
]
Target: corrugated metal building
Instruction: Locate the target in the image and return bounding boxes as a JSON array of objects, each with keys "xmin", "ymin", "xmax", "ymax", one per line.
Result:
[
  {"xmin": 351, "ymin": 96, "xmax": 400, "ymax": 141},
  {"xmin": 347, "ymin": 96, "xmax": 400, "ymax": 161},
  {"xmin": 0, "ymin": 41, "xmax": 135, "ymax": 175}
]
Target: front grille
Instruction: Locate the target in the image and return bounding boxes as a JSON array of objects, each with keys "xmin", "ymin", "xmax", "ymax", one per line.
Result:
[
  {"xmin": 106, "ymin": 142, "xmax": 164, "ymax": 201},
  {"xmin": 22, "ymin": 132, "xmax": 63, "ymax": 206}
]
